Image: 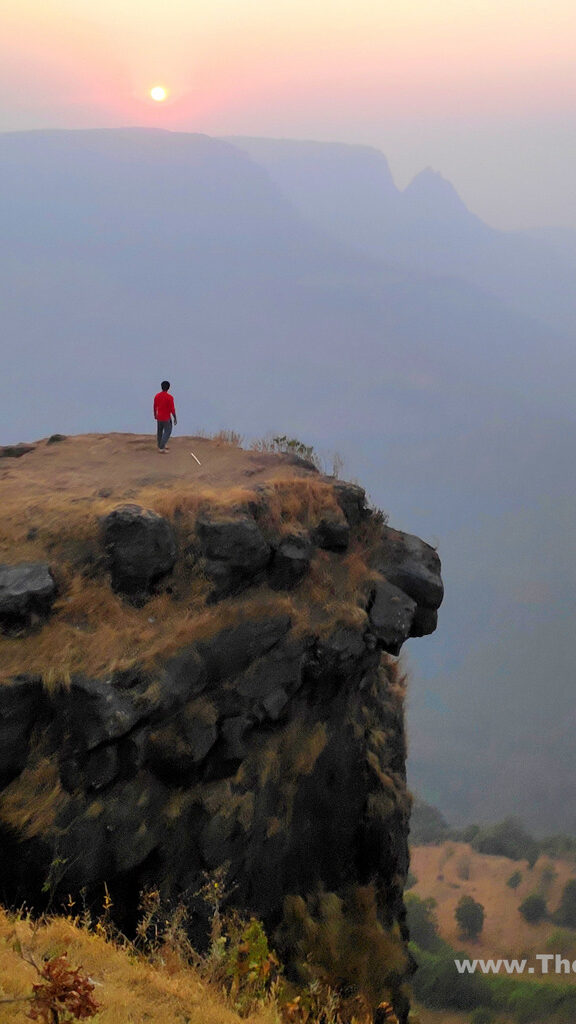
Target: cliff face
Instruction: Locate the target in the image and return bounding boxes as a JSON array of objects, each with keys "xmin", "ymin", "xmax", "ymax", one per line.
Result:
[{"xmin": 0, "ymin": 434, "xmax": 443, "ymax": 1022}]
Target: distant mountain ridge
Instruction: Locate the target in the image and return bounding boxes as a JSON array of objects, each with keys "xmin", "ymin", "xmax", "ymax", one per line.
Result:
[{"xmin": 227, "ymin": 134, "xmax": 576, "ymax": 331}]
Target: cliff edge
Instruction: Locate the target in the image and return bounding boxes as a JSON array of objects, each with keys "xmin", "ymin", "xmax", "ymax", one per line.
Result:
[{"xmin": 0, "ymin": 433, "xmax": 443, "ymax": 1022}]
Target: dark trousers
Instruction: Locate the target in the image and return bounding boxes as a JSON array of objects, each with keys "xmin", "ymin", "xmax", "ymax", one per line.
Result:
[{"xmin": 157, "ymin": 420, "xmax": 172, "ymax": 449}]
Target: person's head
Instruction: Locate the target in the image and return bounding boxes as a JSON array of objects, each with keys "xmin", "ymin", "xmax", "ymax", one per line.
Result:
[{"xmin": 161, "ymin": 380, "xmax": 170, "ymax": 391}]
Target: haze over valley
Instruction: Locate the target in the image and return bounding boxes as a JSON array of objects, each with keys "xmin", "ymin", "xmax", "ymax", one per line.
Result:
[{"xmin": 2, "ymin": 126, "xmax": 575, "ymax": 831}]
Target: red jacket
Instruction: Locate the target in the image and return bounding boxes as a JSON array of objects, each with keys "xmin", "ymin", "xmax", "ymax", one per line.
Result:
[{"xmin": 154, "ymin": 391, "xmax": 175, "ymax": 420}]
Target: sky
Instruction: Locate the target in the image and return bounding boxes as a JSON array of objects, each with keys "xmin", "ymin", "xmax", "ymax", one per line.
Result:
[{"xmin": 2, "ymin": 0, "xmax": 576, "ymax": 230}]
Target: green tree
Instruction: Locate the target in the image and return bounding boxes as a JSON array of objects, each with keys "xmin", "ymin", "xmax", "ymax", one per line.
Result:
[
  {"xmin": 506, "ymin": 869, "xmax": 522, "ymax": 890},
  {"xmin": 471, "ymin": 818, "xmax": 539, "ymax": 867},
  {"xmin": 405, "ymin": 893, "xmax": 441, "ymax": 951},
  {"xmin": 518, "ymin": 893, "xmax": 547, "ymax": 923},
  {"xmin": 455, "ymin": 895, "xmax": 484, "ymax": 939}
]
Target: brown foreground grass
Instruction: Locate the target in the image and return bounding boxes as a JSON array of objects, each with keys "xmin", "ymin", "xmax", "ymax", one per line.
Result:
[{"xmin": 0, "ymin": 907, "xmax": 276, "ymax": 1024}]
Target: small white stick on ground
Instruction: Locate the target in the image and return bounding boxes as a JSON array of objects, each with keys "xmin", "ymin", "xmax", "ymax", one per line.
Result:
[{"xmin": 190, "ymin": 451, "xmax": 202, "ymax": 465}]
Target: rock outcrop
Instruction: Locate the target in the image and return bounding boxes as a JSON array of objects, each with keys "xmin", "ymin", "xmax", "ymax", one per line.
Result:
[
  {"xmin": 102, "ymin": 504, "xmax": 177, "ymax": 596},
  {"xmin": 0, "ymin": 437, "xmax": 443, "ymax": 1022},
  {"xmin": 0, "ymin": 563, "xmax": 57, "ymax": 630}
]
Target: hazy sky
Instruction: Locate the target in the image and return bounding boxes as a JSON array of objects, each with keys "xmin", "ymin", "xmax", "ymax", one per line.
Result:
[{"xmin": 3, "ymin": 0, "xmax": 575, "ymax": 230}]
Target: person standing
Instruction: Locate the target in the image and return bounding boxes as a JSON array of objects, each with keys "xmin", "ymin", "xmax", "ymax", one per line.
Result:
[{"xmin": 153, "ymin": 381, "xmax": 177, "ymax": 452}]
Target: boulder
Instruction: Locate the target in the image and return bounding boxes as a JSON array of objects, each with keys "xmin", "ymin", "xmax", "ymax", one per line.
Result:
[
  {"xmin": 219, "ymin": 638, "xmax": 304, "ymax": 725},
  {"xmin": 83, "ymin": 744, "xmax": 120, "ymax": 791},
  {"xmin": 376, "ymin": 527, "xmax": 443, "ymax": 611},
  {"xmin": 306, "ymin": 626, "xmax": 371, "ymax": 686},
  {"xmin": 333, "ymin": 481, "xmax": 368, "ymax": 527},
  {"xmin": 0, "ymin": 444, "xmax": 35, "ymax": 459},
  {"xmin": 410, "ymin": 606, "xmax": 438, "ymax": 638},
  {"xmin": 0, "ymin": 563, "xmax": 57, "ymax": 629},
  {"xmin": 367, "ymin": 579, "xmax": 417, "ymax": 655},
  {"xmin": 268, "ymin": 533, "xmax": 312, "ymax": 589},
  {"xmin": 147, "ymin": 648, "xmax": 208, "ymax": 715},
  {"xmin": 196, "ymin": 617, "xmax": 291, "ymax": 682},
  {"xmin": 147, "ymin": 700, "xmax": 218, "ymax": 779},
  {"xmin": 197, "ymin": 515, "xmax": 271, "ymax": 597},
  {"xmin": 220, "ymin": 715, "xmax": 253, "ymax": 761},
  {"xmin": 99, "ymin": 772, "xmax": 168, "ymax": 875},
  {"xmin": 102, "ymin": 504, "xmax": 176, "ymax": 596},
  {"xmin": 55, "ymin": 676, "xmax": 150, "ymax": 754},
  {"xmin": 313, "ymin": 517, "xmax": 350, "ymax": 551},
  {"xmin": 259, "ymin": 687, "xmax": 290, "ymax": 721}
]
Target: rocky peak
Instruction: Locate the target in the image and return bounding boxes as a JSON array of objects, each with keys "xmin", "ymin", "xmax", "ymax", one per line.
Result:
[{"xmin": 403, "ymin": 166, "xmax": 476, "ymax": 224}]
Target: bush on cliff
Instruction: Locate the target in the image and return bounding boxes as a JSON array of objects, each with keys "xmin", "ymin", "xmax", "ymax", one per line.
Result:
[
  {"xmin": 405, "ymin": 894, "xmax": 442, "ymax": 952},
  {"xmin": 279, "ymin": 886, "xmax": 408, "ymax": 1011}
]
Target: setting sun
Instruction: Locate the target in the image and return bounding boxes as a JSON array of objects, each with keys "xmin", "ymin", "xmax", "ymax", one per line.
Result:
[{"xmin": 150, "ymin": 86, "xmax": 168, "ymax": 102}]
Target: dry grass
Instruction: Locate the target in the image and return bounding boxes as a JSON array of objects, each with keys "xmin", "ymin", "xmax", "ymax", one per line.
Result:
[
  {"xmin": 0, "ymin": 757, "xmax": 68, "ymax": 839},
  {"xmin": 0, "ymin": 577, "xmax": 296, "ymax": 685},
  {"xmin": 210, "ymin": 429, "xmax": 244, "ymax": 447},
  {"xmin": 1, "ymin": 433, "xmax": 381, "ymax": 686},
  {"xmin": 0, "ymin": 526, "xmax": 376, "ymax": 688},
  {"xmin": 287, "ymin": 544, "xmax": 376, "ymax": 639},
  {"xmin": 0, "ymin": 907, "xmax": 277, "ymax": 1024},
  {"xmin": 258, "ymin": 478, "xmax": 340, "ymax": 535}
]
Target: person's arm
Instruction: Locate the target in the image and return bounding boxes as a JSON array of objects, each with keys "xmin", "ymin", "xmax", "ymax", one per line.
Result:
[
  {"xmin": 153, "ymin": 396, "xmax": 158, "ymax": 419},
  {"xmin": 171, "ymin": 396, "xmax": 177, "ymax": 425}
]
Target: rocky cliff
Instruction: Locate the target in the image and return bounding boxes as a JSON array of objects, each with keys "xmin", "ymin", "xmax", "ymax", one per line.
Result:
[{"xmin": 0, "ymin": 433, "xmax": 443, "ymax": 1022}]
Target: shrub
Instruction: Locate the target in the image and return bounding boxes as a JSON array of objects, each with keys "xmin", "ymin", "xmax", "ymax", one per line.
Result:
[
  {"xmin": 471, "ymin": 818, "xmax": 539, "ymax": 867},
  {"xmin": 518, "ymin": 893, "xmax": 547, "ymax": 923},
  {"xmin": 252, "ymin": 435, "xmax": 322, "ymax": 470},
  {"xmin": 506, "ymin": 870, "xmax": 522, "ymax": 890},
  {"xmin": 455, "ymin": 895, "xmax": 484, "ymax": 939},
  {"xmin": 279, "ymin": 886, "xmax": 408, "ymax": 1010},
  {"xmin": 554, "ymin": 879, "xmax": 576, "ymax": 928},
  {"xmin": 222, "ymin": 916, "xmax": 280, "ymax": 1015},
  {"xmin": 405, "ymin": 894, "xmax": 441, "ymax": 952},
  {"xmin": 26, "ymin": 951, "xmax": 100, "ymax": 1022}
]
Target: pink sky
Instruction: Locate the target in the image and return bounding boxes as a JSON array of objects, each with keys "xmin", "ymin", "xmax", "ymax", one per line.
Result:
[{"xmin": 2, "ymin": 0, "xmax": 575, "ymax": 228}]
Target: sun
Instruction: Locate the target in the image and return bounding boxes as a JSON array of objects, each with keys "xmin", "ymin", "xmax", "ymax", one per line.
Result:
[{"xmin": 150, "ymin": 86, "xmax": 168, "ymax": 103}]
